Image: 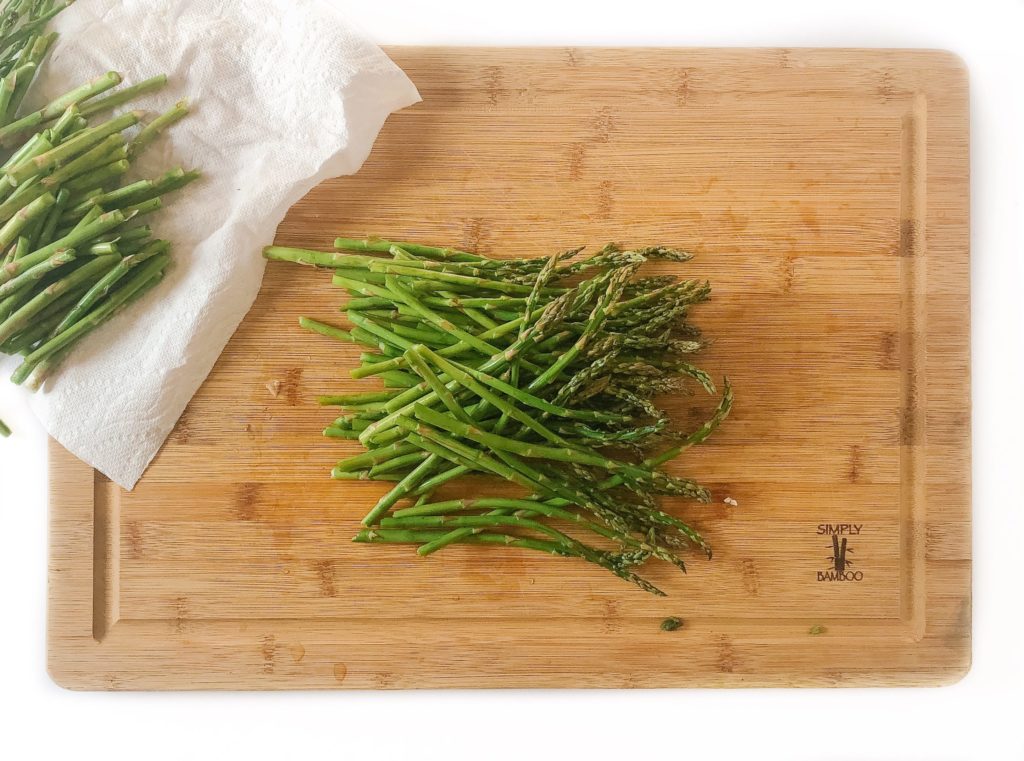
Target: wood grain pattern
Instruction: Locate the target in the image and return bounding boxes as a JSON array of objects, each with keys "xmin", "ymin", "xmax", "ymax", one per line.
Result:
[{"xmin": 47, "ymin": 47, "xmax": 970, "ymax": 690}]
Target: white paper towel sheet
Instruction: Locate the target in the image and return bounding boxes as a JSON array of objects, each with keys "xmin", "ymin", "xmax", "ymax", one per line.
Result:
[{"xmin": 4, "ymin": 0, "xmax": 420, "ymax": 488}]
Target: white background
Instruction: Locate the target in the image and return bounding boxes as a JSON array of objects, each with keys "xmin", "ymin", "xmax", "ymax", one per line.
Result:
[{"xmin": 1, "ymin": 0, "xmax": 1022, "ymax": 758}]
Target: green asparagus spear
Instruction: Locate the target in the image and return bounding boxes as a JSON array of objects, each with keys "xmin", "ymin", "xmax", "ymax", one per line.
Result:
[
  {"xmin": 0, "ymin": 188, "xmax": 52, "ymax": 251},
  {"xmin": 77, "ymin": 74, "xmax": 168, "ymax": 118},
  {"xmin": 128, "ymin": 99, "xmax": 188, "ymax": 159}
]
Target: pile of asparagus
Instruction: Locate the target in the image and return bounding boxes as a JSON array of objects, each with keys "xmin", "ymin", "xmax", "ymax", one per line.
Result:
[
  {"xmin": 0, "ymin": 0, "xmax": 198, "ymax": 407},
  {"xmin": 265, "ymin": 237, "xmax": 732, "ymax": 596}
]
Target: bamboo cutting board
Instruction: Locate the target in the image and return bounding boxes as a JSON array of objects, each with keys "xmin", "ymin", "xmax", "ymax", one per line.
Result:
[{"xmin": 48, "ymin": 48, "xmax": 970, "ymax": 690}]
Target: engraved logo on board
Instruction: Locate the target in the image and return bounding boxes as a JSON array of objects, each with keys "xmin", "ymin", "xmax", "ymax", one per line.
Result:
[{"xmin": 816, "ymin": 524, "xmax": 864, "ymax": 582}]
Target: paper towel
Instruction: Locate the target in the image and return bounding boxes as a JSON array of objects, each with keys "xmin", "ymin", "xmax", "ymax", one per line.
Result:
[{"xmin": 2, "ymin": 0, "xmax": 420, "ymax": 488}]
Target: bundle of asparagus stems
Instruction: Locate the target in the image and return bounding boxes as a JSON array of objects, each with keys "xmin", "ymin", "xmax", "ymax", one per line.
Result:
[
  {"xmin": 265, "ymin": 237, "xmax": 733, "ymax": 596},
  {"xmin": 0, "ymin": 0, "xmax": 198, "ymax": 436}
]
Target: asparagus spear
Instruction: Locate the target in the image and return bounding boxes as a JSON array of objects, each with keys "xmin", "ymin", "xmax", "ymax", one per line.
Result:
[
  {"xmin": 128, "ymin": 100, "xmax": 188, "ymax": 159},
  {"xmin": 61, "ymin": 158, "xmax": 130, "ymax": 193},
  {"xmin": 50, "ymin": 105, "xmax": 81, "ymax": 141},
  {"xmin": 0, "ymin": 62, "xmax": 34, "ymax": 124},
  {"xmin": 39, "ymin": 71, "xmax": 122, "ymax": 121},
  {"xmin": 35, "ymin": 186, "xmax": 67, "ymax": 243},
  {"xmin": 77, "ymin": 74, "xmax": 168, "ymax": 118},
  {"xmin": 0, "ymin": 188, "xmax": 53, "ymax": 250},
  {"xmin": 299, "ymin": 316, "xmax": 352, "ymax": 343}
]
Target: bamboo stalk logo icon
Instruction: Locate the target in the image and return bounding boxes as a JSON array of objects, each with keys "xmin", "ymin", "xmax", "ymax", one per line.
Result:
[{"xmin": 830, "ymin": 535, "xmax": 853, "ymax": 572}]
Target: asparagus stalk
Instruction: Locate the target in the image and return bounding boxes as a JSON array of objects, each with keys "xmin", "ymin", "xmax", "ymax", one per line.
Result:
[
  {"xmin": 335, "ymin": 237, "xmax": 484, "ymax": 263},
  {"xmin": 298, "ymin": 316, "xmax": 352, "ymax": 342},
  {"xmin": 61, "ymin": 157, "xmax": 130, "ymax": 193},
  {"xmin": 77, "ymin": 74, "xmax": 168, "ymax": 118},
  {"xmin": 35, "ymin": 186, "xmax": 67, "ymax": 242},
  {"xmin": 50, "ymin": 105, "xmax": 81, "ymax": 141},
  {"xmin": 39, "ymin": 71, "xmax": 122, "ymax": 121},
  {"xmin": 128, "ymin": 99, "xmax": 188, "ymax": 159},
  {"xmin": 0, "ymin": 188, "xmax": 53, "ymax": 251},
  {"xmin": 0, "ymin": 62, "xmax": 34, "ymax": 125}
]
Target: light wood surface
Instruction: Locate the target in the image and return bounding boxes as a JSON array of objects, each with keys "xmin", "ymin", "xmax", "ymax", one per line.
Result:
[{"xmin": 48, "ymin": 47, "xmax": 970, "ymax": 690}]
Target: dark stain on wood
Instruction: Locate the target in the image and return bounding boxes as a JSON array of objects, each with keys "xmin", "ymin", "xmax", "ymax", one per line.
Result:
[
  {"xmin": 949, "ymin": 595, "xmax": 972, "ymax": 647},
  {"xmin": 592, "ymin": 106, "xmax": 615, "ymax": 143},
  {"xmin": 332, "ymin": 662, "xmax": 347, "ymax": 683},
  {"xmin": 595, "ymin": 180, "xmax": 614, "ymax": 218},
  {"xmin": 717, "ymin": 635, "xmax": 736, "ymax": 673},
  {"xmin": 170, "ymin": 404, "xmax": 193, "ymax": 444},
  {"xmin": 567, "ymin": 142, "xmax": 585, "ymax": 180},
  {"xmin": 848, "ymin": 445, "xmax": 862, "ymax": 483},
  {"xmin": 722, "ymin": 207, "xmax": 749, "ymax": 232},
  {"xmin": 877, "ymin": 68, "xmax": 897, "ymax": 100},
  {"xmin": 461, "ymin": 217, "xmax": 485, "ymax": 253},
  {"xmin": 900, "ymin": 404, "xmax": 920, "ymax": 447},
  {"xmin": 234, "ymin": 482, "xmax": 262, "ymax": 522},
  {"xmin": 781, "ymin": 256, "xmax": 796, "ymax": 293},
  {"xmin": 125, "ymin": 521, "xmax": 143, "ymax": 559},
  {"xmin": 676, "ymin": 67, "xmax": 696, "ymax": 106},
  {"xmin": 261, "ymin": 634, "xmax": 277, "ymax": 674},
  {"xmin": 281, "ymin": 367, "xmax": 302, "ymax": 406},
  {"xmin": 741, "ymin": 559, "xmax": 760, "ymax": 596},
  {"xmin": 878, "ymin": 330, "xmax": 899, "ymax": 369},
  {"xmin": 173, "ymin": 596, "xmax": 190, "ymax": 635},
  {"xmin": 315, "ymin": 559, "xmax": 337, "ymax": 597},
  {"xmin": 484, "ymin": 65, "xmax": 506, "ymax": 106},
  {"xmin": 602, "ymin": 598, "xmax": 622, "ymax": 634},
  {"xmin": 375, "ymin": 671, "xmax": 397, "ymax": 688},
  {"xmin": 799, "ymin": 205, "xmax": 820, "ymax": 235},
  {"xmin": 950, "ymin": 408, "xmax": 970, "ymax": 436}
]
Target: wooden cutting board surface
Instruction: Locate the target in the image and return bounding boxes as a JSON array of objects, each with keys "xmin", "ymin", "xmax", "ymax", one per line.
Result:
[{"xmin": 47, "ymin": 47, "xmax": 970, "ymax": 690}]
